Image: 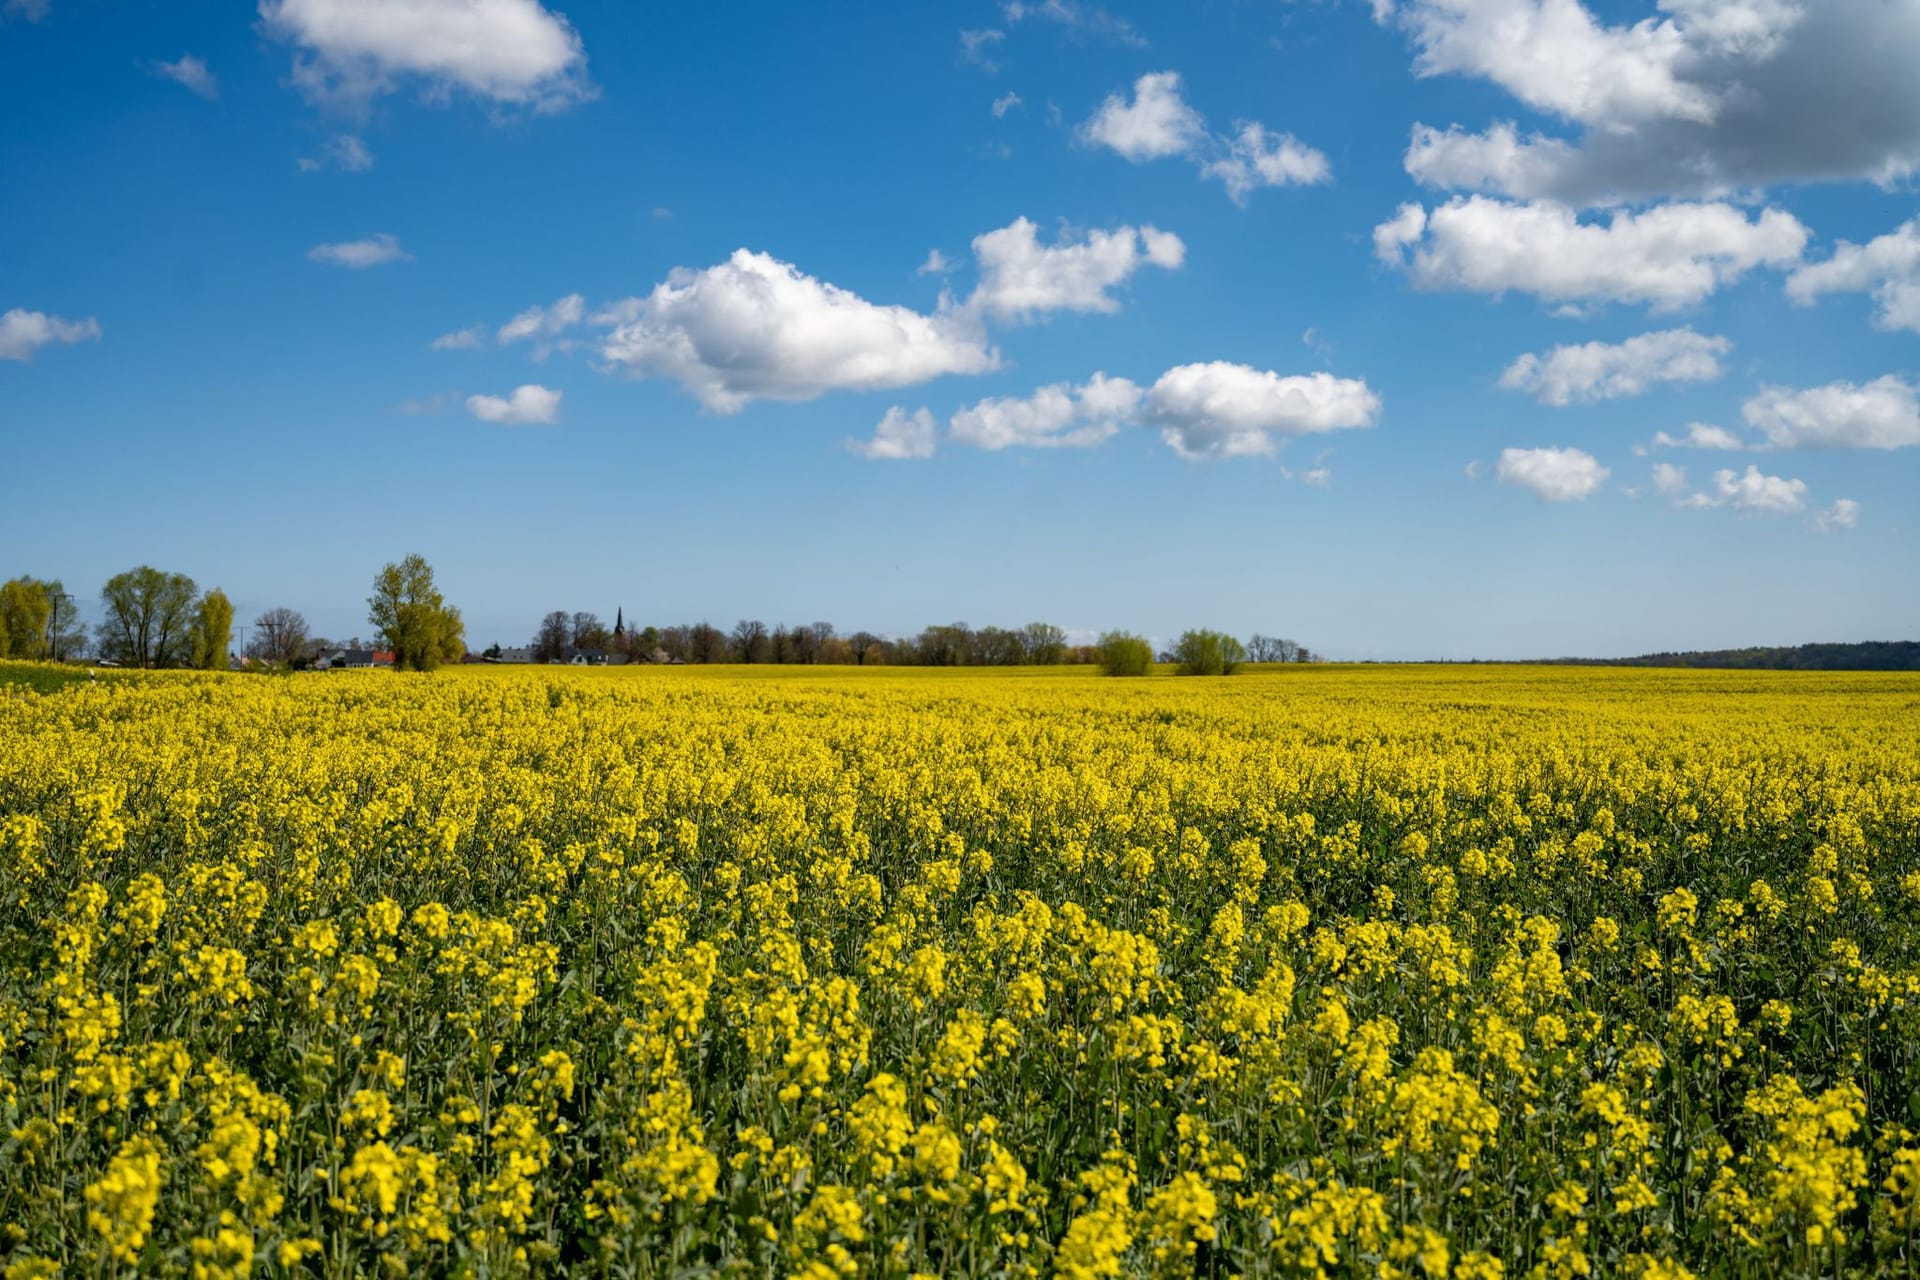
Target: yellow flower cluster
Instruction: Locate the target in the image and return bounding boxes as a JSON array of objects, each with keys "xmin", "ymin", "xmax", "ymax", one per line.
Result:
[{"xmin": 1, "ymin": 659, "xmax": 1917, "ymax": 1277}]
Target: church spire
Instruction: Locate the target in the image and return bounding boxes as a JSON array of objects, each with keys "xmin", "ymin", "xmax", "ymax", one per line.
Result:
[{"xmin": 613, "ymin": 607, "xmax": 625, "ymax": 638}]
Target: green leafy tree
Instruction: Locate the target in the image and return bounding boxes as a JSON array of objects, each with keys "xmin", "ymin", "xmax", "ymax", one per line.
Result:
[
  {"xmin": 1096, "ymin": 630, "xmax": 1154, "ymax": 677},
  {"xmin": 98, "ymin": 566, "xmax": 198, "ymax": 667},
  {"xmin": 1022, "ymin": 622, "xmax": 1068, "ymax": 665},
  {"xmin": 190, "ymin": 588, "xmax": 234, "ymax": 670},
  {"xmin": 0, "ymin": 577, "xmax": 55, "ymax": 659},
  {"xmin": 367, "ymin": 554, "xmax": 465, "ymax": 672},
  {"xmin": 1173, "ymin": 628, "xmax": 1248, "ymax": 676}
]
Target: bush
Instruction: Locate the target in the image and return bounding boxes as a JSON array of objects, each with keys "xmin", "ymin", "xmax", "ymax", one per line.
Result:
[
  {"xmin": 1173, "ymin": 629, "xmax": 1247, "ymax": 676},
  {"xmin": 1096, "ymin": 631, "xmax": 1154, "ymax": 677}
]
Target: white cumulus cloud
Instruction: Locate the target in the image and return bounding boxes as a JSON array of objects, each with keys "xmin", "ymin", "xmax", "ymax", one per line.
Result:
[
  {"xmin": 466, "ymin": 384, "xmax": 561, "ymax": 425},
  {"xmin": 0, "ymin": 308, "xmax": 102, "ymax": 361},
  {"xmin": 1741, "ymin": 376, "xmax": 1920, "ymax": 450},
  {"xmin": 1786, "ymin": 217, "xmax": 1920, "ymax": 335},
  {"xmin": 1650, "ymin": 422, "xmax": 1749, "ymax": 450},
  {"xmin": 1080, "ymin": 71, "xmax": 1330, "ymax": 204},
  {"xmin": 1373, "ymin": 196, "xmax": 1806, "ymax": 309},
  {"xmin": 307, "ymin": 233, "xmax": 409, "ymax": 268},
  {"xmin": 1080, "ymin": 71, "xmax": 1205, "ymax": 161},
  {"xmin": 1384, "ymin": 2, "xmax": 1920, "ymax": 206},
  {"xmin": 1651, "ymin": 461, "xmax": 1691, "ymax": 496},
  {"xmin": 259, "ymin": 0, "xmax": 593, "ymax": 113},
  {"xmin": 949, "ymin": 373, "xmax": 1142, "ymax": 450},
  {"xmin": 498, "ymin": 292, "xmax": 583, "ymax": 356},
  {"xmin": 1707, "ymin": 464, "xmax": 1808, "ymax": 513},
  {"xmin": 1499, "ymin": 328, "xmax": 1730, "ymax": 405},
  {"xmin": 966, "ymin": 217, "xmax": 1183, "ymax": 323},
  {"xmin": 1815, "ymin": 498, "xmax": 1860, "ymax": 531},
  {"xmin": 1143, "ymin": 363, "xmax": 1381, "ymax": 460},
  {"xmin": 1495, "ymin": 446, "xmax": 1609, "ymax": 501},
  {"xmin": 597, "ymin": 250, "xmax": 997, "ymax": 413},
  {"xmin": 853, "ymin": 406, "xmax": 938, "ymax": 460},
  {"xmin": 431, "ymin": 326, "xmax": 486, "ymax": 351},
  {"xmin": 992, "ymin": 92, "xmax": 1023, "ymax": 118}
]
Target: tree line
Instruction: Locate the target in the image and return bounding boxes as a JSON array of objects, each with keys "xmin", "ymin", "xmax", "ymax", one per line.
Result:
[
  {"xmin": 1543, "ymin": 640, "xmax": 1920, "ymax": 671},
  {"xmin": 505, "ymin": 613, "xmax": 1318, "ymax": 671},
  {"xmin": 0, "ymin": 555, "xmax": 465, "ymax": 673},
  {"xmin": 4, "ymin": 554, "xmax": 1318, "ymax": 675},
  {"xmin": 0, "ymin": 570, "xmax": 231, "ymax": 669}
]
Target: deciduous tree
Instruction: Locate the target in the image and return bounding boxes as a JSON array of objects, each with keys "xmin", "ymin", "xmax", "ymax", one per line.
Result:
[
  {"xmin": 190, "ymin": 588, "xmax": 234, "ymax": 670},
  {"xmin": 367, "ymin": 554, "xmax": 464, "ymax": 673},
  {"xmin": 98, "ymin": 566, "xmax": 198, "ymax": 667},
  {"xmin": 0, "ymin": 577, "xmax": 54, "ymax": 659}
]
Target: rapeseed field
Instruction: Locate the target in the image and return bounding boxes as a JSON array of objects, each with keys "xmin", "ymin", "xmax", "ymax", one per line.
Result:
[{"xmin": 1, "ymin": 662, "xmax": 1917, "ymax": 1278}]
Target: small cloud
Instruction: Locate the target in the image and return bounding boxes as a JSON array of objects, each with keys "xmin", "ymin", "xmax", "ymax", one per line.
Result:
[
  {"xmin": 651, "ymin": 206, "xmax": 673, "ymax": 220},
  {"xmin": 0, "ymin": 307, "xmax": 101, "ymax": 361},
  {"xmin": 1815, "ymin": 498, "xmax": 1860, "ymax": 531},
  {"xmin": 430, "ymin": 326, "xmax": 486, "ymax": 351},
  {"xmin": 298, "ymin": 134, "xmax": 374, "ymax": 173},
  {"xmin": 497, "ymin": 293, "xmax": 584, "ymax": 359},
  {"xmin": 1651, "ymin": 461, "xmax": 1690, "ymax": 496},
  {"xmin": 1464, "ymin": 459, "xmax": 1484, "ymax": 480},
  {"xmin": 4, "ymin": 0, "xmax": 51, "ymax": 23},
  {"xmin": 916, "ymin": 249, "xmax": 950, "ymax": 277},
  {"xmin": 1495, "ymin": 446, "xmax": 1609, "ymax": 502},
  {"xmin": 1003, "ymin": 0, "xmax": 1147, "ymax": 48},
  {"xmin": 992, "ymin": 91, "xmax": 1023, "ymax": 118},
  {"xmin": 1650, "ymin": 422, "xmax": 1749, "ymax": 451},
  {"xmin": 307, "ymin": 233, "xmax": 409, "ymax": 269},
  {"xmin": 396, "ymin": 391, "xmax": 459, "ymax": 415},
  {"xmin": 153, "ymin": 54, "xmax": 217, "ymax": 99},
  {"xmin": 1299, "ymin": 467, "xmax": 1332, "ymax": 488},
  {"xmin": 852, "ymin": 406, "xmax": 938, "ymax": 460},
  {"xmin": 959, "ymin": 28, "xmax": 1005, "ymax": 71},
  {"xmin": 466, "ymin": 384, "xmax": 561, "ymax": 425}
]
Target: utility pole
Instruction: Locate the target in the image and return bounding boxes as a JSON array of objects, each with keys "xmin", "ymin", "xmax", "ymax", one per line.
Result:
[{"xmin": 45, "ymin": 588, "xmax": 73, "ymax": 663}]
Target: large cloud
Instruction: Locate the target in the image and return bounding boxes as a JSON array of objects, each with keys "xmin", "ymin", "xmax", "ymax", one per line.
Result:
[
  {"xmin": 1080, "ymin": 72, "xmax": 1329, "ymax": 205},
  {"xmin": 597, "ymin": 250, "xmax": 997, "ymax": 413},
  {"xmin": 1495, "ymin": 446, "xmax": 1609, "ymax": 500},
  {"xmin": 966, "ymin": 217, "xmax": 1183, "ymax": 323},
  {"xmin": 1142, "ymin": 363, "xmax": 1380, "ymax": 459},
  {"xmin": 259, "ymin": 0, "xmax": 593, "ymax": 113},
  {"xmin": 1741, "ymin": 377, "xmax": 1920, "ymax": 451},
  {"xmin": 857, "ymin": 364, "xmax": 1377, "ymax": 461},
  {"xmin": 1386, "ymin": 2, "xmax": 1920, "ymax": 204},
  {"xmin": 1373, "ymin": 196, "xmax": 1806, "ymax": 309},
  {"xmin": 0, "ymin": 308, "xmax": 101, "ymax": 361},
  {"xmin": 1500, "ymin": 328, "xmax": 1730, "ymax": 404},
  {"xmin": 1786, "ymin": 217, "xmax": 1920, "ymax": 335}
]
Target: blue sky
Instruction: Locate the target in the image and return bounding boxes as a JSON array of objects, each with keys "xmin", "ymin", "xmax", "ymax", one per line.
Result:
[{"xmin": 3, "ymin": 0, "xmax": 1917, "ymax": 659}]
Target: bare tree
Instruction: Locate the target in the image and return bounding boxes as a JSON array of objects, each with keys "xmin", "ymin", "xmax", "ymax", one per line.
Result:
[
  {"xmin": 730, "ymin": 619, "xmax": 768, "ymax": 663},
  {"xmin": 251, "ymin": 607, "xmax": 311, "ymax": 666},
  {"xmin": 570, "ymin": 611, "xmax": 608, "ymax": 652},
  {"xmin": 691, "ymin": 622, "xmax": 729, "ymax": 664},
  {"xmin": 848, "ymin": 631, "xmax": 881, "ymax": 665},
  {"xmin": 533, "ymin": 611, "xmax": 571, "ymax": 662}
]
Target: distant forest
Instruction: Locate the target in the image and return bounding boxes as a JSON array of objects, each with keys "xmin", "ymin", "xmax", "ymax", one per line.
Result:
[{"xmin": 1545, "ymin": 641, "xmax": 1920, "ymax": 671}]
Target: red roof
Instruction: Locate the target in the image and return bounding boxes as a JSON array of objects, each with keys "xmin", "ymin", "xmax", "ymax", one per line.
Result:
[{"xmin": 372, "ymin": 651, "xmax": 396, "ymax": 665}]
